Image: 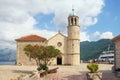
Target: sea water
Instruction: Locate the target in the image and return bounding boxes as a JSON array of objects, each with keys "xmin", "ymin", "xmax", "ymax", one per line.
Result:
[{"xmin": 0, "ymin": 60, "xmax": 15, "ymax": 65}]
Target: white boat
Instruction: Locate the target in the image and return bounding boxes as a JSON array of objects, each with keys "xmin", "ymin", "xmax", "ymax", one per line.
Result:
[
  {"xmin": 98, "ymin": 53, "xmax": 114, "ymax": 62},
  {"xmin": 98, "ymin": 44, "xmax": 114, "ymax": 63}
]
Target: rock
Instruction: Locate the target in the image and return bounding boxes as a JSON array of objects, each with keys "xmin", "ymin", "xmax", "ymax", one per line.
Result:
[{"xmin": 86, "ymin": 72, "xmax": 102, "ymax": 80}]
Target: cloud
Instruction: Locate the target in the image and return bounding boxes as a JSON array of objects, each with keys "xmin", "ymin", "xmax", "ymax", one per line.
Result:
[
  {"xmin": 0, "ymin": 0, "xmax": 105, "ymax": 49},
  {"xmin": 0, "ymin": 40, "xmax": 16, "ymax": 50},
  {"xmin": 81, "ymin": 17, "xmax": 98, "ymax": 29},
  {"xmin": 52, "ymin": 0, "xmax": 105, "ymax": 30},
  {"xmin": 93, "ymin": 31, "xmax": 101, "ymax": 37},
  {"xmin": 80, "ymin": 32, "xmax": 90, "ymax": 41},
  {"xmin": 100, "ymin": 31, "xmax": 113, "ymax": 39},
  {"xmin": 78, "ymin": 31, "xmax": 113, "ymax": 42},
  {"xmin": 91, "ymin": 31, "xmax": 114, "ymax": 41}
]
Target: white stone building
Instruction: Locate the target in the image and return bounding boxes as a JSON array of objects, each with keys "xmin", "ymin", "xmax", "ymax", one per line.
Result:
[{"xmin": 16, "ymin": 9, "xmax": 80, "ymax": 65}]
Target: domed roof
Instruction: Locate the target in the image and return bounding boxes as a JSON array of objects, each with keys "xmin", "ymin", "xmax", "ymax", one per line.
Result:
[{"xmin": 69, "ymin": 8, "xmax": 77, "ymax": 16}]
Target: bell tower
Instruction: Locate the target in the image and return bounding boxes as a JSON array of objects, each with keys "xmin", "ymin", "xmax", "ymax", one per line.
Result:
[{"xmin": 67, "ymin": 8, "xmax": 80, "ymax": 65}]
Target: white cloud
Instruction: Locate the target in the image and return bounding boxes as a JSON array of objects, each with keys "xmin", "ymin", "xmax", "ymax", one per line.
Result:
[
  {"xmin": 81, "ymin": 17, "xmax": 98, "ymax": 29},
  {"xmin": 93, "ymin": 31, "xmax": 101, "ymax": 37},
  {"xmin": 80, "ymin": 32, "xmax": 90, "ymax": 41},
  {"xmin": 91, "ymin": 31, "xmax": 114, "ymax": 41},
  {"xmin": 80, "ymin": 31, "xmax": 114, "ymax": 42},
  {"xmin": 100, "ymin": 31, "xmax": 113, "ymax": 39},
  {"xmin": 0, "ymin": 0, "xmax": 105, "ymax": 49},
  {"xmin": 88, "ymin": 31, "xmax": 100, "ymax": 41},
  {"xmin": 0, "ymin": 40, "xmax": 16, "ymax": 50}
]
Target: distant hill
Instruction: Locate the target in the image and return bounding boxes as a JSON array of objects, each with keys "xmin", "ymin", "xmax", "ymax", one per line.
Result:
[
  {"xmin": 80, "ymin": 39, "xmax": 114, "ymax": 61},
  {"xmin": 0, "ymin": 48, "xmax": 16, "ymax": 61}
]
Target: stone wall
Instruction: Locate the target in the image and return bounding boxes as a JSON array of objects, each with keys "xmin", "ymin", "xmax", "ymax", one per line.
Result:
[
  {"xmin": 67, "ymin": 25, "xmax": 80, "ymax": 65},
  {"xmin": 16, "ymin": 41, "xmax": 46, "ymax": 65},
  {"xmin": 114, "ymin": 40, "xmax": 120, "ymax": 69}
]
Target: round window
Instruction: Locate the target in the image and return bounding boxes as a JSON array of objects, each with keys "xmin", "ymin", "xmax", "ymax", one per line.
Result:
[{"xmin": 57, "ymin": 42, "xmax": 62, "ymax": 47}]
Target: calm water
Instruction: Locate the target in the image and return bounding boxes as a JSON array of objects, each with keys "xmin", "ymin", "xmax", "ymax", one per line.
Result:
[{"xmin": 0, "ymin": 61, "xmax": 15, "ymax": 65}]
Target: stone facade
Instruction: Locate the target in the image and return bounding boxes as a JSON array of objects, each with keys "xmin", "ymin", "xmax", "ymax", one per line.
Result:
[
  {"xmin": 16, "ymin": 10, "xmax": 80, "ymax": 65},
  {"xmin": 16, "ymin": 41, "xmax": 47, "ymax": 65},
  {"xmin": 47, "ymin": 33, "xmax": 67, "ymax": 65},
  {"xmin": 112, "ymin": 35, "xmax": 120, "ymax": 69}
]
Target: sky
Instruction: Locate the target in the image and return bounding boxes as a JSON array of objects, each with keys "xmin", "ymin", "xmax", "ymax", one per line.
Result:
[{"xmin": 0, "ymin": 0, "xmax": 120, "ymax": 50}]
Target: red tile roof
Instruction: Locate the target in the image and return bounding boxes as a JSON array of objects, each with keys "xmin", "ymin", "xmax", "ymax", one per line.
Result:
[
  {"xmin": 112, "ymin": 34, "xmax": 120, "ymax": 42},
  {"xmin": 16, "ymin": 34, "xmax": 46, "ymax": 41}
]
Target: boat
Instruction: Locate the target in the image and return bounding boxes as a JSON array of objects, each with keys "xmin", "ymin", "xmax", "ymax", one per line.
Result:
[
  {"xmin": 98, "ymin": 51, "xmax": 114, "ymax": 63},
  {"xmin": 98, "ymin": 44, "xmax": 114, "ymax": 63}
]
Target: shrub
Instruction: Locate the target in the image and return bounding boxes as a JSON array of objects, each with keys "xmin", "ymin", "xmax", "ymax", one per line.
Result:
[
  {"xmin": 37, "ymin": 66, "xmax": 42, "ymax": 71},
  {"xmin": 37, "ymin": 64, "xmax": 49, "ymax": 72},
  {"xmin": 87, "ymin": 63, "xmax": 98, "ymax": 73},
  {"xmin": 42, "ymin": 65, "xmax": 49, "ymax": 71}
]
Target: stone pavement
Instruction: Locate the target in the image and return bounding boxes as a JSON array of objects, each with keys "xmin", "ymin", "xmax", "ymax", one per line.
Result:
[
  {"xmin": 0, "ymin": 64, "xmax": 120, "ymax": 80},
  {"xmin": 102, "ymin": 71, "xmax": 120, "ymax": 80},
  {"xmin": 42, "ymin": 71, "xmax": 120, "ymax": 80},
  {"xmin": 19, "ymin": 71, "xmax": 120, "ymax": 80},
  {"xmin": 41, "ymin": 64, "xmax": 120, "ymax": 80},
  {"xmin": 43, "ymin": 72, "xmax": 86, "ymax": 80}
]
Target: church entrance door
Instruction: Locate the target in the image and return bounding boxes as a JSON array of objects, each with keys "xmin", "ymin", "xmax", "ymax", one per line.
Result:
[{"xmin": 57, "ymin": 57, "xmax": 62, "ymax": 65}]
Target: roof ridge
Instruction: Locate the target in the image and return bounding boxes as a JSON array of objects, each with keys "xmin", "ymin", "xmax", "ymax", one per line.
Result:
[
  {"xmin": 48, "ymin": 32, "xmax": 66, "ymax": 41},
  {"xmin": 15, "ymin": 34, "xmax": 46, "ymax": 41},
  {"xmin": 112, "ymin": 34, "xmax": 120, "ymax": 42}
]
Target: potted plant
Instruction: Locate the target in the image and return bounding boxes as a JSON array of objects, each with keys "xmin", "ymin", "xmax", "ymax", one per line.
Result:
[{"xmin": 86, "ymin": 63, "xmax": 102, "ymax": 80}]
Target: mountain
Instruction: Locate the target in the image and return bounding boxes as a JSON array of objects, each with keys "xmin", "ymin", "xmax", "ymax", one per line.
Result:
[
  {"xmin": 0, "ymin": 48, "xmax": 16, "ymax": 61},
  {"xmin": 80, "ymin": 39, "xmax": 114, "ymax": 61}
]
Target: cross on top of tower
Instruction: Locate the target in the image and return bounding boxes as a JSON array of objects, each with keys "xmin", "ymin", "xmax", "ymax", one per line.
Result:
[
  {"xmin": 72, "ymin": 5, "xmax": 74, "ymax": 13},
  {"xmin": 69, "ymin": 5, "xmax": 76, "ymax": 16}
]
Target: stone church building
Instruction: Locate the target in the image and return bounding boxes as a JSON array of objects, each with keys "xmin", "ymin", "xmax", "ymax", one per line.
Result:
[{"xmin": 16, "ymin": 9, "xmax": 80, "ymax": 65}]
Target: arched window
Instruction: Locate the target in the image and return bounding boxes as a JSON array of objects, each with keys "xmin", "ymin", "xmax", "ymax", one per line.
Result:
[
  {"xmin": 75, "ymin": 18, "xmax": 77, "ymax": 25},
  {"xmin": 69, "ymin": 19, "xmax": 71, "ymax": 25},
  {"xmin": 71, "ymin": 18, "xmax": 73, "ymax": 25}
]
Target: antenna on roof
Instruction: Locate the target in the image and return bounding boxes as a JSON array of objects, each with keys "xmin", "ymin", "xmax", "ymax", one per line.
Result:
[{"xmin": 72, "ymin": 5, "xmax": 74, "ymax": 12}]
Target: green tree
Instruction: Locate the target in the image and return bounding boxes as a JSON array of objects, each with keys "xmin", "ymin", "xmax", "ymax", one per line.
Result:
[
  {"xmin": 43, "ymin": 46, "xmax": 61, "ymax": 66},
  {"xmin": 24, "ymin": 44, "xmax": 61, "ymax": 71}
]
